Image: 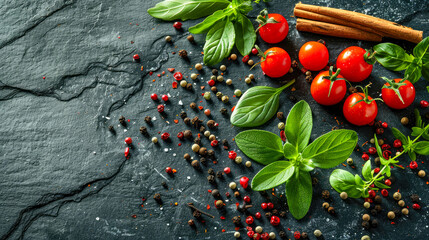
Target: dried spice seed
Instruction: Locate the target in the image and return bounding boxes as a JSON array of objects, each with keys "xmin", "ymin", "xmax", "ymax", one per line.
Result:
[
  {"xmin": 410, "ymin": 194, "xmax": 420, "ymax": 203},
  {"xmin": 207, "ymin": 175, "xmax": 215, "ymax": 184},
  {"xmin": 374, "ymin": 195, "xmax": 382, "ymax": 203},
  {"xmin": 361, "ymin": 221, "xmax": 370, "ymax": 229},
  {"xmin": 402, "ymin": 208, "xmax": 409, "ymax": 215},
  {"xmin": 322, "ymin": 190, "xmax": 330, "ymax": 199},
  {"xmin": 190, "ymin": 102, "xmax": 197, "ymax": 109},
  {"xmin": 178, "ymin": 49, "xmax": 188, "ymax": 58},
  {"xmin": 398, "ymin": 200, "xmax": 405, "ymax": 207},
  {"xmin": 393, "ymin": 192, "xmax": 402, "ymax": 201},
  {"xmin": 191, "ymin": 160, "xmax": 200, "ymax": 169},
  {"xmin": 328, "ymin": 206, "xmax": 335, "ymax": 214},
  {"xmin": 362, "ymin": 214, "xmax": 370, "ymax": 221},
  {"xmin": 119, "ymin": 116, "xmax": 126, "ymax": 126},
  {"xmin": 277, "ymin": 112, "xmax": 284, "ymax": 119},
  {"xmin": 387, "ymin": 211, "xmax": 395, "ymax": 219},
  {"xmin": 183, "ymin": 130, "xmax": 192, "ymax": 139}
]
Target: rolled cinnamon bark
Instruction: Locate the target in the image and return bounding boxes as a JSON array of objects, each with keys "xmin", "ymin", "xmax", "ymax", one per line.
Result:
[
  {"xmin": 296, "ymin": 18, "xmax": 383, "ymax": 42},
  {"xmin": 295, "ymin": 3, "xmax": 423, "ymax": 43}
]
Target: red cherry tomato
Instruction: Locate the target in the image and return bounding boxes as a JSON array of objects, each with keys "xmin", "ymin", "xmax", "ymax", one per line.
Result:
[
  {"xmin": 382, "ymin": 78, "xmax": 415, "ymax": 109},
  {"xmin": 336, "ymin": 46, "xmax": 374, "ymax": 82},
  {"xmin": 310, "ymin": 69, "xmax": 347, "ymax": 105},
  {"xmin": 260, "ymin": 47, "xmax": 291, "ymax": 78},
  {"xmin": 343, "ymin": 93, "xmax": 378, "ymax": 126},
  {"xmin": 299, "ymin": 41, "xmax": 329, "ymax": 71},
  {"xmin": 259, "ymin": 14, "xmax": 289, "ymax": 44}
]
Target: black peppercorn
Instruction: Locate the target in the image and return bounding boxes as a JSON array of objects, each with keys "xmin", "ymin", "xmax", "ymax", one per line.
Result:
[
  {"xmin": 178, "ymin": 49, "xmax": 188, "ymax": 58},
  {"xmin": 207, "ymin": 150, "xmax": 214, "ymax": 157},
  {"xmin": 161, "ymin": 181, "xmax": 168, "ymax": 188},
  {"xmin": 322, "ymin": 190, "xmax": 330, "ymax": 199},
  {"xmin": 144, "ymin": 116, "xmax": 152, "ymax": 123},
  {"xmin": 188, "ymin": 219, "xmax": 195, "ymax": 226},
  {"xmin": 199, "ymin": 126, "xmax": 206, "ymax": 132},
  {"xmin": 279, "ymin": 211, "xmax": 287, "ymax": 217},
  {"xmin": 279, "ymin": 230, "xmax": 287, "ymax": 239},
  {"xmin": 328, "ymin": 206, "xmax": 335, "ymax": 215},
  {"xmin": 200, "ymin": 157, "xmax": 206, "ymax": 165},
  {"xmin": 119, "ymin": 115, "xmax": 126, "ymax": 126},
  {"xmin": 184, "ymin": 153, "xmax": 191, "ymax": 161},
  {"xmin": 272, "ymin": 209, "xmax": 279, "ymax": 215},
  {"xmin": 374, "ymin": 195, "xmax": 382, "ymax": 204},
  {"xmin": 184, "ymin": 117, "xmax": 191, "ymax": 125},
  {"xmin": 265, "ymin": 212, "xmax": 272, "ymax": 218},
  {"xmin": 277, "ymin": 112, "xmax": 284, "ymax": 119},
  {"xmin": 370, "ymin": 209, "xmax": 378, "ymax": 216},
  {"xmin": 220, "ymin": 108, "xmax": 227, "ymax": 115},
  {"xmin": 301, "ymin": 232, "xmax": 308, "ymax": 239},
  {"xmin": 312, "ymin": 177, "xmax": 319, "ymax": 185},
  {"xmin": 194, "ymin": 137, "xmax": 201, "ymax": 144},
  {"xmin": 374, "ymin": 157, "xmax": 381, "ymax": 166},
  {"xmin": 199, "ymin": 147, "xmax": 208, "ymax": 156},
  {"xmin": 362, "ymin": 220, "xmax": 370, "ymax": 229},
  {"xmin": 374, "ymin": 204, "xmax": 382, "ymax": 212},
  {"xmin": 211, "ymin": 86, "xmax": 217, "ymax": 92},
  {"xmin": 393, "ymin": 208, "xmax": 401, "ymax": 217},
  {"xmin": 212, "ymin": 69, "xmax": 218, "ymax": 75},
  {"xmin": 234, "ymin": 191, "xmax": 240, "ymax": 198},
  {"xmin": 222, "ymin": 139, "xmax": 229, "ymax": 146},
  {"xmin": 153, "ymin": 193, "xmax": 161, "ymax": 202},
  {"xmin": 207, "ymin": 175, "xmax": 215, "ymax": 184},
  {"xmin": 140, "ymin": 126, "xmax": 148, "ymax": 135},
  {"xmin": 291, "ymin": 60, "xmax": 298, "ymax": 68},
  {"xmin": 192, "ymin": 210, "xmax": 201, "ymax": 218},
  {"xmin": 208, "ymin": 168, "xmax": 215, "ymax": 175},
  {"xmin": 108, "ymin": 125, "xmax": 114, "ymax": 132},
  {"xmin": 207, "ymin": 120, "xmax": 216, "ymax": 129},
  {"xmin": 348, "ymin": 86, "xmax": 358, "ymax": 93},
  {"xmin": 371, "ymin": 219, "xmax": 378, "ymax": 228},
  {"xmin": 187, "ymin": 35, "xmax": 194, "ymax": 42},
  {"xmin": 232, "ymin": 216, "xmax": 241, "ymax": 225},
  {"xmin": 184, "ymin": 130, "xmax": 192, "ymax": 139},
  {"xmin": 411, "ymin": 194, "xmax": 420, "ymax": 203},
  {"xmin": 211, "ymin": 189, "xmax": 220, "ymax": 197},
  {"xmin": 190, "ymin": 102, "xmax": 197, "ymax": 109},
  {"xmin": 186, "ymin": 83, "xmax": 192, "ymax": 90},
  {"xmin": 289, "ymin": 95, "xmax": 297, "ymax": 102},
  {"xmin": 305, "ymin": 75, "xmax": 313, "ymax": 83},
  {"xmin": 216, "ymin": 171, "xmax": 223, "ymax": 179},
  {"xmin": 180, "ymin": 111, "xmax": 187, "ymax": 119},
  {"xmin": 191, "ymin": 160, "xmax": 200, "ymax": 169}
]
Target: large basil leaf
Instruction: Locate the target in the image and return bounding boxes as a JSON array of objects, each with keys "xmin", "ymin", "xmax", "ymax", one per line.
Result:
[
  {"xmin": 405, "ymin": 58, "xmax": 423, "ymax": 83},
  {"xmin": 362, "ymin": 160, "xmax": 372, "ymax": 181},
  {"xmin": 148, "ymin": 0, "xmax": 230, "ymax": 21},
  {"xmin": 285, "ymin": 100, "xmax": 312, "ymax": 152},
  {"xmin": 413, "ymin": 36, "xmax": 429, "ymax": 59},
  {"xmin": 235, "ymin": 130, "xmax": 284, "ymax": 165},
  {"xmin": 189, "ymin": 9, "xmax": 230, "ymax": 34},
  {"xmin": 302, "ymin": 130, "xmax": 358, "ymax": 169},
  {"xmin": 230, "ymin": 81, "xmax": 295, "ymax": 127},
  {"xmin": 374, "ymin": 43, "xmax": 414, "ymax": 71},
  {"xmin": 329, "ymin": 169, "xmax": 363, "ymax": 198},
  {"xmin": 285, "ymin": 170, "xmax": 312, "ymax": 220},
  {"xmin": 203, "ymin": 18, "xmax": 235, "ymax": 66},
  {"xmin": 234, "ymin": 14, "xmax": 256, "ymax": 56},
  {"xmin": 414, "ymin": 141, "xmax": 429, "ymax": 155},
  {"xmin": 251, "ymin": 161, "xmax": 294, "ymax": 191}
]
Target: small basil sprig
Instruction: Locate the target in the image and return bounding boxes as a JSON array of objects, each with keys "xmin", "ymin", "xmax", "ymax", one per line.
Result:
[
  {"xmin": 330, "ymin": 114, "xmax": 429, "ymax": 198},
  {"xmin": 235, "ymin": 100, "xmax": 358, "ymax": 219},
  {"xmin": 373, "ymin": 37, "xmax": 429, "ymax": 83},
  {"xmin": 148, "ymin": 0, "xmax": 258, "ymax": 65},
  {"xmin": 230, "ymin": 80, "xmax": 295, "ymax": 127},
  {"xmin": 411, "ymin": 109, "xmax": 429, "ymax": 141}
]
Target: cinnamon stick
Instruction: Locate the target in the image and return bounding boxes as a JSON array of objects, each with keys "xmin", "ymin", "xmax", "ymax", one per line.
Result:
[
  {"xmin": 296, "ymin": 18, "xmax": 383, "ymax": 42},
  {"xmin": 295, "ymin": 3, "xmax": 423, "ymax": 43}
]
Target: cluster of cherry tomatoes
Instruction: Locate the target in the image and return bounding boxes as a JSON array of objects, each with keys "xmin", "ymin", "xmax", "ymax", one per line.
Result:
[{"xmin": 255, "ymin": 11, "xmax": 417, "ymax": 126}]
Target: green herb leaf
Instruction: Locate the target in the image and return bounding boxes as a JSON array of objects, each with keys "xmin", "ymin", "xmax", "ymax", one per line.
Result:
[
  {"xmin": 374, "ymin": 181, "xmax": 390, "ymax": 189},
  {"xmin": 233, "ymin": 0, "xmax": 253, "ymax": 14},
  {"xmin": 148, "ymin": 0, "xmax": 230, "ymax": 21},
  {"xmin": 414, "ymin": 141, "xmax": 429, "ymax": 155},
  {"xmin": 230, "ymin": 81, "xmax": 295, "ymax": 127},
  {"xmin": 189, "ymin": 9, "xmax": 229, "ymax": 34},
  {"xmin": 413, "ymin": 36, "xmax": 429, "ymax": 59},
  {"xmin": 422, "ymin": 62, "xmax": 429, "ymax": 81},
  {"xmin": 285, "ymin": 170, "xmax": 312, "ymax": 220},
  {"xmin": 285, "ymin": 100, "xmax": 312, "ymax": 152},
  {"xmin": 374, "ymin": 43, "xmax": 414, "ymax": 71},
  {"xmin": 329, "ymin": 169, "xmax": 363, "ymax": 198},
  {"xmin": 392, "ymin": 127, "xmax": 408, "ymax": 145},
  {"xmin": 251, "ymin": 161, "xmax": 294, "ymax": 191},
  {"xmin": 362, "ymin": 160, "xmax": 372, "ymax": 181},
  {"xmin": 405, "ymin": 58, "xmax": 423, "ymax": 83},
  {"xmin": 408, "ymin": 150, "xmax": 417, "ymax": 161},
  {"xmin": 302, "ymin": 130, "xmax": 358, "ymax": 169},
  {"xmin": 355, "ymin": 174, "xmax": 365, "ymax": 188},
  {"xmin": 283, "ymin": 142, "xmax": 298, "ymax": 160},
  {"xmin": 235, "ymin": 130, "xmax": 284, "ymax": 165},
  {"xmin": 234, "ymin": 14, "xmax": 256, "ymax": 56},
  {"xmin": 203, "ymin": 18, "xmax": 235, "ymax": 65},
  {"xmin": 374, "ymin": 134, "xmax": 384, "ymax": 158}
]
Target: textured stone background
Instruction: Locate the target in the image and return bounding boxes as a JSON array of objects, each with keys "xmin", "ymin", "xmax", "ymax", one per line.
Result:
[{"xmin": 1, "ymin": 0, "xmax": 429, "ymax": 239}]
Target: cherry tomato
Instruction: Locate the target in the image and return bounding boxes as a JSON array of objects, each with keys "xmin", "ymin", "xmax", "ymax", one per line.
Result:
[
  {"xmin": 310, "ymin": 69, "xmax": 346, "ymax": 105},
  {"xmin": 259, "ymin": 14, "xmax": 289, "ymax": 44},
  {"xmin": 343, "ymin": 93, "xmax": 378, "ymax": 126},
  {"xmin": 382, "ymin": 78, "xmax": 415, "ymax": 109},
  {"xmin": 260, "ymin": 47, "xmax": 291, "ymax": 78},
  {"xmin": 336, "ymin": 46, "xmax": 374, "ymax": 82},
  {"xmin": 299, "ymin": 41, "xmax": 329, "ymax": 71}
]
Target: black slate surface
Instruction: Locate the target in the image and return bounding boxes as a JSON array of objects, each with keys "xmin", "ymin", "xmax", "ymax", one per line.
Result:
[{"xmin": 1, "ymin": 0, "xmax": 429, "ymax": 239}]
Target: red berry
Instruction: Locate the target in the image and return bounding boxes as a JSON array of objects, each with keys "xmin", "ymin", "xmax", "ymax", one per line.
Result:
[
  {"xmin": 362, "ymin": 153, "xmax": 369, "ymax": 161},
  {"xmin": 124, "ymin": 147, "xmax": 130, "ymax": 157},
  {"xmin": 245, "ymin": 216, "xmax": 254, "ymax": 225},
  {"xmin": 381, "ymin": 189, "xmax": 388, "ymax": 197},
  {"xmin": 368, "ymin": 147, "xmax": 377, "ymax": 155},
  {"xmin": 228, "ymin": 151, "xmax": 237, "ymax": 160},
  {"xmin": 393, "ymin": 139, "xmax": 402, "ymax": 148},
  {"xmin": 382, "ymin": 144, "xmax": 391, "ymax": 150},
  {"xmin": 270, "ymin": 216, "xmax": 280, "ymax": 226},
  {"xmin": 240, "ymin": 176, "xmax": 249, "ymax": 189},
  {"xmin": 261, "ymin": 203, "xmax": 267, "ymax": 210},
  {"xmin": 208, "ymin": 79, "xmax": 215, "ymax": 86},
  {"xmin": 161, "ymin": 94, "xmax": 169, "ymax": 101},
  {"xmin": 374, "ymin": 167, "xmax": 380, "ymax": 174},
  {"xmin": 261, "ymin": 232, "xmax": 270, "ymax": 240},
  {"xmin": 177, "ymin": 132, "xmax": 184, "ymax": 140},
  {"xmin": 224, "ymin": 167, "xmax": 231, "ymax": 174},
  {"xmin": 243, "ymin": 195, "xmax": 251, "ymax": 203},
  {"xmin": 150, "ymin": 93, "xmax": 158, "ymax": 100},
  {"xmin": 382, "ymin": 150, "xmax": 391, "ymax": 159},
  {"xmin": 376, "ymin": 128, "xmax": 384, "ymax": 135},
  {"xmin": 133, "ymin": 54, "xmax": 140, "ymax": 60},
  {"xmin": 420, "ymin": 100, "xmax": 429, "ymax": 108},
  {"xmin": 381, "ymin": 122, "xmax": 388, "ymax": 128},
  {"xmin": 124, "ymin": 137, "xmax": 132, "ymax": 145},
  {"xmin": 242, "ymin": 55, "xmax": 250, "ymax": 63},
  {"xmin": 157, "ymin": 104, "xmax": 164, "ymax": 113},
  {"xmin": 413, "ymin": 203, "xmax": 421, "ymax": 210},
  {"xmin": 370, "ymin": 184, "xmax": 375, "ymax": 188},
  {"xmin": 294, "ymin": 231, "xmax": 301, "ymax": 239},
  {"xmin": 368, "ymin": 190, "xmax": 376, "ymax": 198},
  {"xmin": 210, "ymin": 140, "xmax": 218, "ymax": 147},
  {"xmin": 267, "ymin": 202, "xmax": 274, "ymax": 210},
  {"xmin": 409, "ymin": 161, "xmax": 418, "ymax": 169},
  {"xmin": 384, "ymin": 179, "xmax": 392, "ymax": 186},
  {"xmin": 173, "ymin": 21, "xmax": 182, "ymax": 30},
  {"xmin": 280, "ymin": 130, "xmax": 286, "ymax": 142},
  {"xmin": 247, "ymin": 231, "xmax": 255, "ymax": 238},
  {"xmin": 173, "ymin": 72, "xmax": 183, "ymax": 81},
  {"xmin": 364, "ymin": 198, "xmax": 373, "ymax": 203},
  {"xmin": 204, "ymin": 109, "xmax": 211, "ymax": 116},
  {"xmin": 255, "ymin": 212, "xmax": 261, "ymax": 219},
  {"xmin": 251, "ymin": 48, "xmax": 258, "ymax": 55},
  {"xmin": 165, "ymin": 167, "xmax": 172, "ymax": 174},
  {"xmin": 253, "ymin": 233, "xmax": 261, "ymax": 240},
  {"xmin": 161, "ymin": 132, "xmax": 170, "ymax": 140}
]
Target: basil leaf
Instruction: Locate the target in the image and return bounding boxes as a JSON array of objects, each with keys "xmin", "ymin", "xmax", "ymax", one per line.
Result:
[
  {"xmin": 362, "ymin": 160, "xmax": 372, "ymax": 181},
  {"xmin": 230, "ymin": 81, "xmax": 294, "ymax": 127},
  {"xmin": 374, "ymin": 181, "xmax": 390, "ymax": 189},
  {"xmin": 283, "ymin": 142, "xmax": 298, "ymax": 160},
  {"xmin": 374, "ymin": 134, "xmax": 384, "ymax": 158},
  {"xmin": 285, "ymin": 170, "xmax": 312, "ymax": 220},
  {"xmin": 236, "ymin": 1, "xmax": 253, "ymax": 14},
  {"xmin": 414, "ymin": 141, "xmax": 429, "ymax": 155},
  {"xmin": 408, "ymin": 151, "xmax": 417, "ymax": 161},
  {"xmin": 355, "ymin": 174, "xmax": 365, "ymax": 188},
  {"xmin": 329, "ymin": 169, "xmax": 363, "ymax": 198},
  {"xmin": 285, "ymin": 100, "xmax": 312, "ymax": 152},
  {"xmin": 234, "ymin": 14, "xmax": 256, "ymax": 56},
  {"xmin": 148, "ymin": 0, "xmax": 230, "ymax": 21},
  {"xmin": 235, "ymin": 130, "xmax": 284, "ymax": 165},
  {"xmin": 415, "ymin": 109, "xmax": 424, "ymax": 127},
  {"xmin": 405, "ymin": 58, "xmax": 423, "ymax": 83},
  {"xmin": 392, "ymin": 127, "xmax": 408, "ymax": 145},
  {"xmin": 189, "ymin": 9, "xmax": 230, "ymax": 34},
  {"xmin": 203, "ymin": 18, "xmax": 235, "ymax": 66},
  {"xmin": 374, "ymin": 43, "xmax": 414, "ymax": 71},
  {"xmin": 251, "ymin": 161, "xmax": 294, "ymax": 191},
  {"xmin": 413, "ymin": 37, "xmax": 429, "ymax": 59},
  {"xmin": 302, "ymin": 130, "xmax": 358, "ymax": 169},
  {"xmin": 422, "ymin": 62, "xmax": 429, "ymax": 81}
]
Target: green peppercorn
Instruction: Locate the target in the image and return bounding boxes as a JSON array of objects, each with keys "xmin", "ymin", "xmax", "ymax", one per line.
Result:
[
  {"xmin": 204, "ymin": 92, "xmax": 211, "ymax": 100},
  {"xmin": 216, "ymin": 92, "xmax": 223, "ymax": 99},
  {"xmin": 222, "ymin": 95, "xmax": 229, "ymax": 103},
  {"xmin": 245, "ymin": 77, "xmax": 251, "ymax": 84},
  {"xmin": 235, "ymin": 156, "xmax": 242, "ymax": 164},
  {"xmin": 245, "ymin": 161, "xmax": 252, "ymax": 167},
  {"xmin": 210, "ymin": 75, "xmax": 216, "ymax": 80},
  {"xmin": 234, "ymin": 89, "xmax": 242, "ymax": 97},
  {"xmin": 191, "ymin": 73, "xmax": 198, "ymax": 80}
]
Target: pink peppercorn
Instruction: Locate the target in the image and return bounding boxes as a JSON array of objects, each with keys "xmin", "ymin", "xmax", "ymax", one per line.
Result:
[
  {"xmin": 255, "ymin": 212, "xmax": 261, "ymax": 219},
  {"xmin": 270, "ymin": 216, "xmax": 280, "ymax": 226},
  {"xmin": 410, "ymin": 161, "xmax": 418, "ymax": 169},
  {"xmin": 161, "ymin": 94, "xmax": 169, "ymax": 101},
  {"xmin": 165, "ymin": 167, "xmax": 172, "ymax": 174},
  {"xmin": 368, "ymin": 147, "xmax": 377, "ymax": 155},
  {"xmin": 210, "ymin": 140, "xmax": 218, "ymax": 147},
  {"xmin": 393, "ymin": 139, "xmax": 402, "ymax": 148},
  {"xmin": 294, "ymin": 231, "xmax": 301, "ymax": 239},
  {"xmin": 157, "ymin": 105, "xmax": 164, "ymax": 113},
  {"xmin": 223, "ymin": 167, "xmax": 231, "ymax": 174},
  {"xmin": 124, "ymin": 147, "xmax": 130, "ymax": 157},
  {"xmin": 124, "ymin": 137, "xmax": 132, "ymax": 145},
  {"xmin": 245, "ymin": 216, "xmax": 254, "ymax": 225},
  {"xmin": 368, "ymin": 190, "xmax": 376, "ymax": 198},
  {"xmin": 381, "ymin": 189, "xmax": 388, "ymax": 197},
  {"xmin": 244, "ymin": 195, "xmax": 251, "ymax": 203},
  {"xmin": 420, "ymin": 100, "xmax": 429, "ymax": 108},
  {"xmin": 133, "ymin": 54, "xmax": 140, "ymax": 60},
  {"xmin": 177, "ymin": 132, "xmax": 184, "ymax": 140},
  {"xmin": 362, "ymin": 153, "xmax": 369, "ymax": 161},
  {"xmin": 228, "ymin": 151, "xmax": 237, "ymax": 160},
  {"xmin": 161, "ymin": 132, "xmax": 170, "ymax": 140},
  {"xmin": 413, "ymin": 203, "xmax": 421, "ymax": 210},
  {"xmin": 208, "ymin": 79, "xmax": 215, "ymax": 86},
  {"xmin": 242, "ymin": 55, "xmax": 250, "ymax": 62},
  {"xmin": 150, "ymin": 93, "xmax": 158, "ymax": 100},
  {"xmin": 267, "ymin": 202, "xmax": 274, "ymax": 209},
  {"xmin": 173, "ymin": 22, "xmax": 182, "ymax": 30},
  {"xmin": 251, "ymin": 48, "xmax": 258, "ymax": 55},
  {"xmin": 240, "ymin": 176, "xmax": 249, "ymax": 189},
  {"xmin": 261, "ymin": 203, "xmax": 267, "ymax": 210}
]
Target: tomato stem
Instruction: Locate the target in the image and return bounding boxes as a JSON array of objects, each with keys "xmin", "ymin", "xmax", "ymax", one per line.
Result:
[
  {"xmin": 364, "ymin": 49, "xmax": 377, "ymax": 65},
  {"xmin": 255, "ymin": 9, "xmax": 279, "ymax": 32},
  {"xmin": 322, "ymin": 66, "xmax": 346, "ymax": 97},
  {"xmin": 351, "ymin": 83, "xmax": 383, "ymax": 107},
  {"xmin": 381, "ymin": 76, "xmax": 407, "ymax": 104}
]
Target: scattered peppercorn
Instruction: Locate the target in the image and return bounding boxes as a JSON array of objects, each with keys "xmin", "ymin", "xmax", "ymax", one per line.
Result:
[
  {"xmin": 144, "ymin": 116, "xmax": 152, "ymax": 123},
  {"xmin": 199, "ymin": 147, "xmax": 207, "ymax": 156},
  {"xmin": 232, "ymin": 216, "xmax": 241, "ymax": 225},
  {"xmin": 313, "ymin": 229, "xmax": 322, "ymax": 237},
  {"xmin": 207, "ymin": 175, "xmax": 215, "ymax": 184},
  {"xmin": 411, "ymin": 194, "xmax": 420, "ymax": 203},
  {"xmin": 108, "ymin": 125, "xmax": 115, "ymax": 133},
  {"xmin": 328, "ymin": 206, "xmax": 335, "ymax": 215},
  {"xmin": 154, "ymin": 193, "xmax": 161, "ymax": 203},
  {"xmin": 322, "ymin": 202, "xmax": 330, "ymax": 209},
  {"xmin": 398, "ymin": 200, "xmax": 405, "ymax": 207},
  {"xmin": 347, "ymin": 157, "xmax": 353, "ymax": 165},
  {"xmin": 220, "ymin": 65, "xmax": 227, "ymax": 71},
  {"xmin": 387, "ymin": 211, "xmax": 395, "ymax": 219},
  {"xmin": 277, "ymin": 112, "xmax": 284, "ymax": 119},
  {"xmin": 195, "ymin": 63, "xmax": 203, "ymax": 71},
  {"xmin": 322, "ymin": 190, "xmax": 330, "ymax": 199},
  {"xmin": 363, "ymin": 202, "xmax": 370, "ymax": 209},
  {"xmin": 188, "ymin": 219, "xmax": 195, "ymax": 226},
  {"xmin": 178, "ymin": 49, "xmax": 188, "ymax": 58},
  {"xmin": 374, "ymin": 195, "xmax": 382, "ymax": 204},
  {"xmin": 393, "ymin": 192, "xmax": 402, "ymax": 201},
  {"xmin": 119, "ymin": 116, "xmax": 126, "ymax": 126},
  {"xmin": 361, "ymin": 220, "xmax": 370, "ymax": 229},
  {"xmin": 151, "ymin": 137, "xmax": 158, "ymax": 143},
  {"xmin": 165, "ymin": 36, "xmax": 172, "ymax": 42},
  {"xmin": 374, "ymin": 204, "xmax": 382, "ymax": 212},
  {"xmin": 221, "ymin": 95, "xmax": 229, "ymax": 103},
  {"xmin": 362, "ymin": 214, "xmax": 370, "ymax": 221},
  {"xmin": 191, "ymin": 160, "xmax": 200, "ymax": 169},
  {"xmin": 401, "ymin": 117, "xmax": 409, "ymax": 125},
  {"xmin": 340, "ymin": 192, "xmax": 348, "ymax": 200}
]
